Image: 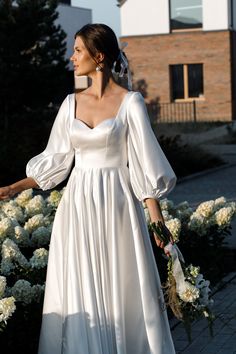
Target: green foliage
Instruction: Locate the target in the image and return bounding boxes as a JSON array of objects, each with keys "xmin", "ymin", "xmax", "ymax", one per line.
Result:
[
  {"xmin": 0, "ymin": 0, "xmax": 70, "ymax": 112},
  {"xmin": 157, "ymin": 134, "xmax": 224, "ymax": 178}
]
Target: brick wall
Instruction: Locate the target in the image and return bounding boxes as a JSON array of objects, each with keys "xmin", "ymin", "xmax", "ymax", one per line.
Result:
[{"xmin": 121, "ymin": 30, "xmax": 233, "ymax": 121}]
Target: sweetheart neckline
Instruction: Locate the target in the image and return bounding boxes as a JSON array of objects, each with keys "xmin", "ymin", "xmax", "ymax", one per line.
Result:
[
  {"xmin": 74, "ymin": 117, "xmax": 116, "ymax": 130},
  {"xmin": 73, "ymin": 91, "xmax": 131, "ymax": 130}
]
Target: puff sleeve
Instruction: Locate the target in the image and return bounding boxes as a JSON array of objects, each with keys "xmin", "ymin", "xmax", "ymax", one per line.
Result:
[
  {"xmin": 127, "ymin": 92, "xmax": 176, "ymax": 201},
  {"xmin": 26, "ymin": 95, "xmax": 74, "ymax": 191}
]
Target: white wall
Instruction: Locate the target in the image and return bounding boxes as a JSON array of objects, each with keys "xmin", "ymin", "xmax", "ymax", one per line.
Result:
[
  {"xmin": 203, "ymin": 0, "xmax": 230, "ymax": 31},
  {"xmin": 71, "ymin": 0, "xmax": 121, "ymax": 37},
  {"xmin": 56, "ymin": 4, "xmax": 92, "ymax": 69},
  {"xmin": 120, "ymin": 0, "xmax": 169, "ymax": 36}
]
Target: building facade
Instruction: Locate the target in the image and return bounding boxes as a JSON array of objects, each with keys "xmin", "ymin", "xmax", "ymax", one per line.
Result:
[
  {"xmin": 57, "ymin": 2, "xmax": 92, "ymax": 69},
  {"xmin": 120, "ymin": 0, "xmax": 236, "ymax": 122}
]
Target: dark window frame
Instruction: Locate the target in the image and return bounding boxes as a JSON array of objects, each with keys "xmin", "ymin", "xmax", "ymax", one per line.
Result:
[
  {"xmin": 169, "ymin": 63, "xmax": 204, "ymax": 101},
  {"xmin": 169, "ymin": 0, "xmax": 203, "ymax": 31}
]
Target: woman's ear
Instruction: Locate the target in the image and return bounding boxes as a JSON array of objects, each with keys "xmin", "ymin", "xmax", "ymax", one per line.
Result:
[{"xmin": 95, "ymin": 51, "xmax": 105, "ymax": 64}]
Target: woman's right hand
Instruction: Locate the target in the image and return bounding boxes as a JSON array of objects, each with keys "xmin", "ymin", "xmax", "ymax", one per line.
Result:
[{"xmin": 0, "ymin": 186, "xmax": 16, "ymax": 201}]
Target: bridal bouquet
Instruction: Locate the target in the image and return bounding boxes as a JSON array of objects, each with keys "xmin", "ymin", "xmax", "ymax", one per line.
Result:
[{"xmin": 149, "ymin": 221, "xmax": 214, "ymax": 341}]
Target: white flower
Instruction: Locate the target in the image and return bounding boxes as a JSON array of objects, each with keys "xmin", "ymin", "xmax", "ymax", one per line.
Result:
[
  {"xmin": 15, "ymin": 189, "xmax": 33, "ymax": 207},
  {"xmin": 165, "ymin": 218, "xmax": 181, "ymax": 242},
  {"xmin": 30, "ymin": 248, "xmax": 48, "ymax": 269},
  {"xmin": 0, "ymin": 296, "xmax": 16, "ymax": 324},
  {"xmin": 31, "ymin": 284, "xmax": 45, "ymax": 303},
  {"xmin": 227, "ymin": 201, "xmax": 236, "ymax": 214},
  {"xmin": 213, "ymin": 197, "xmax": 227, "ymax": 211},
  {"xmin": 0, "ymin": 276, "xmax": 7, "ymax": 298},
  {"xmin": 175, "ymin": 207, "xmax": 193, "ymax": 221},
  {"xmin": 10, "ymin": 280, "xmax": 44, "ymax": 305},
  {"xmin": 24, "ymin": 214, "xmax": 45, "ymax": 233},
  {"xmin": 25, "ymin": 195, "xmax": 46, "ymax": 217},
  {"xmin": 175, "ymin": 201, "xmax": 190, "ymax": 210},
  {"xmin": 0, "ymin": 212, "xmax": 6, "ymax": 221},
  {"xmin": 13, "ymin": 226, "xmax": 30, "ymax": 247},
  {"xmin": 31, "ymin": 226, "xmax": 51, "ymax": 247},
  {"xmin": 47, "ymin": 190, "xmax": 62, "ymax": 208},
  {"xmin": 188, "ymin": 212, "xmax": 206, "ymax": 236},
  {"xmin": 196, "ymin": 200, "xmax": 215, "ymax": 218},
  {"xmin": 179, "ymin": 282, "xmax": 200, "ymax": 303},
  {"xmin": 0, "ymin": 217, "xmax": 15, "ymax": 241},
  {"xmin": 214, "ymin": 206, "xmax": 235, "ymax": 227},
  {"xmin": 162, "ymin": 210, "xmax": 172, "ymax": 221},
  {"xmin": 160, "ymin": 198, "xmax": 174, "ymax": 212},
  {"xmin": 188, "ymin": 265, "xmax": 200, "ymax": 278},
  {"xmin": 11, "ymin": 280, "xmax": 32, "ymax": 305},
  {"xmin": 1, "ymin": 201, "xmax": 24, "ymax": 222},
  {"xmin": 1, "ymin": 238, "xmax": 29, "ymax": 275}
]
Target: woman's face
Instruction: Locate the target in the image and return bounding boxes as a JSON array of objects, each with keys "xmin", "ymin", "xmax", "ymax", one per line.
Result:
[{"xmin": 70, "ymin": 36, "xmax": 100, "ymax": 76}]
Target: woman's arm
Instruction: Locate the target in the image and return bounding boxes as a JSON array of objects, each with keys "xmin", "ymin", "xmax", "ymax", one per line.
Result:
[
  {"xmin": 144, "ymin": 197, "xmax": 172, "ymax": 255},
  {"xmin": 0, "ymin": 177, "xmax": 38, "ymax": 200}
]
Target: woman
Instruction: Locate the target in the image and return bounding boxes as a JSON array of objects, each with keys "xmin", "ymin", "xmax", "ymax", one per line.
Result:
[{"xmin": 0, "ymin": 24, "xmax": 176, "ymax": 353}]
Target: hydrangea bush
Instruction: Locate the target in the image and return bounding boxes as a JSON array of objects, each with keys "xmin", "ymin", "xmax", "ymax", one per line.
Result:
[
  {"xmin": 0, "ymin": 189, "xmax": 64, "ymax": 331},
  {"xmin": 0, "ymin": 190, "xmax": 235, "ymax": 337}
]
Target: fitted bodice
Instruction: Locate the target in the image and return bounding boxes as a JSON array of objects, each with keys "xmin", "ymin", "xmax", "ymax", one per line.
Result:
[
  {"xmin": 69, "ymin": 92, "xmax": 132, "ymax": 169},
  {"xmin": 71, "ymin": 115, "xmax": 128, "ymax": 169}
]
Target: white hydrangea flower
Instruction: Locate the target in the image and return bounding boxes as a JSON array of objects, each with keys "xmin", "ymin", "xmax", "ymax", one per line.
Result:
[
  {"xmin": 213, "ymin": 197, "xmax": 227, "ymax": 211},
  {"xmin": 0, "ymin": 296, "xmax": 16, "ymax": 324},
  {"xmin": 0, "ymin": 276, "xmax": 7, "ymax": 298},
  {"xmin": 196, "ymin": 200, "xmax": 215, "ymax": 218},
  {"xmin": 25, "ymin": 195, "xmax": 47, "ymax": 217},
  {"xmin": 188, "ymin": 212, "xmax": 206, "ymax": 236},
  {"xmin": 30, "ymin": 248, "xmax": 48, "ymax": 269},
  {"xmin": 0, "ymin": 212, "xmax": 6, "ymax": 221},
  {"xmin": 179, "ymin": 282, "xmax": 200, "ymax": 303},
  {"xmin": 47, "ymin": 190, "xmax": 62, "ymax": 208},
  {"xmin": 31, "ymin": 284, "xmax": 45, "ymax": 303},
  {"xmin": 0, "ymin": 217, "xmax": 15, "ymax": 242},
  {"xmin": 160, "ymin": 198, "xmax": 174, "ymax": 212},
  {"xmin": 24, "ymin": 214, "xmax": 45, "ymax": 234},
  {"xmin": 188, "ymin": 265, "xmax": 200, "ymax": 278},
  {"xmin": 214, "ymin": 206, "xmax": 235, "ymax": 227},
  {"xmin": 1, "ymin": 238, "xmax": 29, "ymax": 276},
  {"xmin": 11, "ymin": 280, "xmax": 32, "ymax": 305},
  {"xmin": 165, "ymin": 218, "xmax": 181, "ymax": 243},
  {"xmin": 1, "ymin": 200, "xmax": 24, "ymax": 222},
  {"xmin": 175, "ymin": 201, "xmax": 190, "ymax": 210},
  {"xmin": 13, "ymin": 226, "xmax": 30, "ymax": 247},
  {"xmin": 175, "ymin": 207, "xmax": 193, "ymax": 221},
  {"xmin": 15, "ymin": 189, "xmax": 33, "ymax": 207},
  {"xmin": 227, "ymin": 201, "xmax": 236, "ymax": 214},
  {"xmin": 31, "ymin": 226, "xmax": 51, "ymax": 247},
  {"xmin": 162, "ymin": 210, "xmax": 172, "ymax": 221}
]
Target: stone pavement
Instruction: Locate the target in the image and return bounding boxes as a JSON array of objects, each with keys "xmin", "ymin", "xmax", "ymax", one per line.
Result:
[
  {"xmin": 167, "ymin": 157, "xmax": 236, "ymax": 353},
  {"xmin": 171, "ymin": 272, "xmax": 236, "ymax": 354}
]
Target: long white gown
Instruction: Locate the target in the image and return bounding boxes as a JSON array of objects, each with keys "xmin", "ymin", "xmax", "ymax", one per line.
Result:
[{"xmin": 26, "ymin": 90, "xmax": 177, "ymax": 354}]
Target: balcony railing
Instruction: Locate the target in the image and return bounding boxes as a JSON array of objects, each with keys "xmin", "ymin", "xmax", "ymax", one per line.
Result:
[{"xmin": 147, "ymin": 101, "xmax": 197, "ymax": 123}]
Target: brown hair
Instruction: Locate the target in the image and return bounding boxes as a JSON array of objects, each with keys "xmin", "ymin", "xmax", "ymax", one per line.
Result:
[{"xmin": 74, "ymin": 23, "xmax": 126, "ymax": 74}]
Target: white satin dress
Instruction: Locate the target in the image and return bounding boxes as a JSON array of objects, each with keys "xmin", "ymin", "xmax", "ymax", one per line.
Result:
[{"xmin": 26, "ymin": 90, "xmax": 177, "ymax": 354}]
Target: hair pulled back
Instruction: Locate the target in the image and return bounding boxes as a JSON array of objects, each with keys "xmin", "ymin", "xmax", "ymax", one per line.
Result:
[{"xmin": 74, "ymin": 23, "xmax": 126, "ymax": 74}]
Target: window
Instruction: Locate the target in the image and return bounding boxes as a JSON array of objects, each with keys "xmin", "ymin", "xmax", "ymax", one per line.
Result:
[
  {"xmin": 170, "ymin": 0, "xmax": 202, "ymax": 30},
  {"xmin": 170, "ymin": 64, "xmax": 204, "ymax": 100}
]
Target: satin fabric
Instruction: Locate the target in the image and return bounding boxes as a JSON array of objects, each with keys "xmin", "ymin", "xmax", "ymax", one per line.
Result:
[{"xmin": 26, "ymin": 91, "xmax": 176, "ymax": 354}]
